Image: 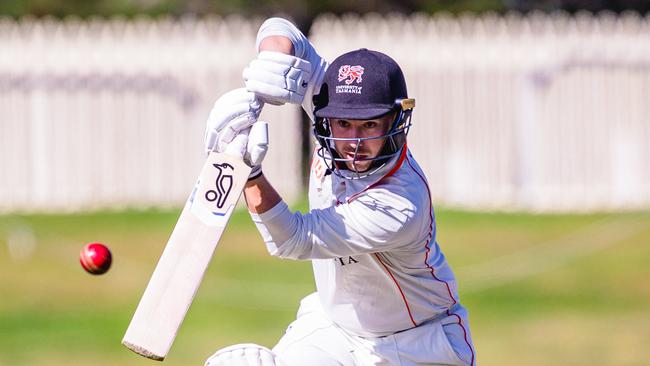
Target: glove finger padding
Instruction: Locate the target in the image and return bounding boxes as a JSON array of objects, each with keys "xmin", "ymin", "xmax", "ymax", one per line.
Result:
[
  {"xmin": 210, "ymin": 100, "xmax": 259, "ymax": 123},
  {"xmin": 211, "ymin": 88, "xmax": 262, "ymax": 114},
  {"xmin": 245, "ymin": 57, "xmax": 311, "ymax": 88},
  {"xmin": 205, "ymin": 88, "xmax": 263, "ymax": 152},
  {"xmin": 215, "ymin": 87, "xmax": 255, "ymax": 103},
  {"xmin": 214, "ymin": 112, "xmax": 256, "ymax": 151},
  {"xmin": 258, "ymin": 51, "xmax": 312, "ymax": 73},
  {"xmin": 246, "ymin": 59, "xmax": 291, "ymax": 78},
  {"xmin": 220, "ymin": 121, "xmax": 268, "ymax": 180},
  {"xmin": 243, "ymin": 51, "xmax": 312, "ymax": 105},
  {"xmin": 246, "ymin": 121, "xmax": 269, "ymax": 167},
  {"xmin": 221, "ymin": 129, "xmax": 250, "ymax": 160},
  {"xmin": 244, "ymin": 79, "xmax": 292, "ymax": 105}
]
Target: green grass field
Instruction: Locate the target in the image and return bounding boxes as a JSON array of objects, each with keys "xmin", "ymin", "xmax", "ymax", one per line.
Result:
[{"xmin": 1, "ymin": 204, "xmax": 649, "ymax": 366}]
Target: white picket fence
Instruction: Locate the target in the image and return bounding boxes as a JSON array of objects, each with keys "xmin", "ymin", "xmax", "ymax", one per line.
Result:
[
  {"xmin": 311, "ymin": 11, "xmax": 650, "ymax": 212},
  {"xmin": 0, "ymin": 12, "xmax": 649, "ymax": 213},
  {"xmin": 0, "ymin": 16, "xmax": 303, "ymax": 213}
]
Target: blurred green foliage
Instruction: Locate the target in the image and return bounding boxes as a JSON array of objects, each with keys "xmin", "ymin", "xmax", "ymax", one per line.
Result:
[
  {"xmin": 0, "ymin": 0, "xmax": 506, "ymax": 18},
  {"xmin": 1, "ymin": 0, "xmax": 647, "ymax": 31},
  {"xmin": 0, "ymin": 0, "xmax": 507, "ymax": 30}
]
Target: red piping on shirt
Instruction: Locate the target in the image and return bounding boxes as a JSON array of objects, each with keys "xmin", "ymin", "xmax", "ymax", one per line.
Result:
[
  {"xmin": 374, "ymin": 253, "xmax": 418, "ymax": 328},
  {"xmin": 447, "ymin": 309, "xmax": 476, "ymax": 366},
  {"xmin": 338, "ymin": 147, "xmax": 415, "ymax": 327},
  {"xmin": 405, "ymin": 154, "xmax": 475, "ymax": 366},
  {"xmin": 346, "ymin": 145, "xmax": 408, "ymax": 203},
  {"xmin": 404, "ymin": 155, "xmax": 457, "ymax": 303}
]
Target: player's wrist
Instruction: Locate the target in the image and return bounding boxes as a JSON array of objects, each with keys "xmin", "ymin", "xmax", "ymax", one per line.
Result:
[{"xmin": 248, "ymin": 166, "xmax": 263, "ymax": 181}]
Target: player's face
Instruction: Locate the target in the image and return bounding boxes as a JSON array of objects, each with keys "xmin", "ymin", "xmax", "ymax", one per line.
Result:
[{"xmin": 329, "ymin": 113, "xmax": 394, "ymax": 172}]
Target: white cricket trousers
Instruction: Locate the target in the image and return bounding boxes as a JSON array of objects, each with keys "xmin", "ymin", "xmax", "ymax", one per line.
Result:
[{"xmin": 273, "ymin": 293, "xmax": 475, "ymax": 366}]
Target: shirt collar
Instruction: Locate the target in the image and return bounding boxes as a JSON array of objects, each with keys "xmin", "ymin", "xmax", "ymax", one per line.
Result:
[{"xmin": 331, "ymin": 145, "xmax": 408, "ymax": 204}]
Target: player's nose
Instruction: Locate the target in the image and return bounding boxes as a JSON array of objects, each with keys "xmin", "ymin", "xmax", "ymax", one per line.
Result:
[{"xmin": 347, "ymin": 125, "xmax": 366, "ymax": 139}]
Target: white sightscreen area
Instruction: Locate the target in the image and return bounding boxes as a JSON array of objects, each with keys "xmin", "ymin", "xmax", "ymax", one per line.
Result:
[{"xmin": 1, "ymin": 13, "xmax": 649, "ymax": 213}]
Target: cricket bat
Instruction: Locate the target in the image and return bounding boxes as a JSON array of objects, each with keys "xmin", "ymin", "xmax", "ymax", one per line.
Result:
[{"xmin": 122, "ymin": 152, "xmax": 251, "ymax": 361}]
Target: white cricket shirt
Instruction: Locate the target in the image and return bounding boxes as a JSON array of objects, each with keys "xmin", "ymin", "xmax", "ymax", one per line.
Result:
[
  {"xmin": 251, "ymin": 147, "xmax": 461, "ymax": 337},
  {"xmin": 251, "ymin": 16, "xmax": 463, "ymax": 339}
]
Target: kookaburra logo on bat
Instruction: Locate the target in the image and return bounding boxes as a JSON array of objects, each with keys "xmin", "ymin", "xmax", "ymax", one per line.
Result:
[{"xmin": 204, "ymin": 163, "xmax": 234, "ymax": 210}]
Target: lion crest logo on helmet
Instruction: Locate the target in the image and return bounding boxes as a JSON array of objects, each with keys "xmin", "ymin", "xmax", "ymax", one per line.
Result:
[{"xmin": 338, "ymin": 65, "xmax": 364, "ymax": 85}]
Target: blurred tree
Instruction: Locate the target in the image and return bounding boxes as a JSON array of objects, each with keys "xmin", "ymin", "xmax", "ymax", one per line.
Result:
[
  {"xmin": 0, "ymin": 0, "xmax": 508, "ymax": 31},
  {"xmin": 0, "ymin": 0, "xmax": 177, "ymax": 18},
  {"xmin": 2, "ymin": 0, "xmax": 647, "ymax": 32},
  {"xmin": 166, "ymin": 0, "xmax": 508, "ymax": 30},
  {"xmin": 505, "ymin": 0, "xmax": 650, "ymax": 13}
]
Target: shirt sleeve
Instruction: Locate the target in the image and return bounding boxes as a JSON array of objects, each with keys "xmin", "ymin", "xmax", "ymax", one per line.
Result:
[
  {"xmin": 249, "ymin": 188, "xmax": 422, "ymax": 260},
  {"xmin": 255, "ymin": 17, "xmax": 328, "ymax": 121}
]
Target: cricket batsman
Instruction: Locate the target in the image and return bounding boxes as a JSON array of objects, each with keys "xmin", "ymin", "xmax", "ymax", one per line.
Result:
[{"xmin": 203, "ymin": 17, "xmax": 476, "ymax": 366}]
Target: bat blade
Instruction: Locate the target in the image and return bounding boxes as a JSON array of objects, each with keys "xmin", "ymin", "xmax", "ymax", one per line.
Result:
[{"xmin": 122, "ymin": 152, "xmax": 251, "ymax": 361}]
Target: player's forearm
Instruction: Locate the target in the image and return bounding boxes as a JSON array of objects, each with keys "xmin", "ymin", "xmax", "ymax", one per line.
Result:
[
  {"xmin": 249, "ymin": 191, "xmax": 421, "ymax": 260},
  {"xmin": 256, "ymin": 17, "xmax": 325, "ymax": 69},
  {"xmin": 255, "ymin": 17, "xmax": 328, "ymax": 120},
  {"xmin": 249, "ymin": 202, "xmax": 371, "ymax": 261},
  {"xmin": 258, "ymin": 35, "xmax": 294, "ymax": 55},
  {"xmin": 244, "ymin": 174, "xmax": 282, "ymax": 214},
  {"xmin": 256, "ymin": 17, "xmax": 305, "ymax": 56}
]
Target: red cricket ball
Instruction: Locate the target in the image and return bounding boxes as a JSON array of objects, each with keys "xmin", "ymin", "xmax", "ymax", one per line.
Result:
[{"xmin": 80, "ymin": 242, "xmax": 112, "ymax": 275}]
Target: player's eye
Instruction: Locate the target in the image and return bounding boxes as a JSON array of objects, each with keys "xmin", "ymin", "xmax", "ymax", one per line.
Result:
[
  {"xmin": 337, "ymin": 120, "xmax": 350, "ymax": 128},
  {"xmin": 363, "ymin": 121, "xmax": 378, "ymax": 129}
]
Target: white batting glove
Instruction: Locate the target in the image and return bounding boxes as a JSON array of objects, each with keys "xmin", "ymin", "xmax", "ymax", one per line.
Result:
[
  {"xmin": 205, "ymin": 343, "xmax": 285, "ymax": 366},
  {"xmin": 222, "ymin": 121, "xmax": 269, "ymax": 180},
  {"xmin": 243, "ymin": 51, "xmax": 312, "ymax": 105},
  {"xmin": 205, "ymin": 88, "xmax": 263, "ymax": 154}
]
